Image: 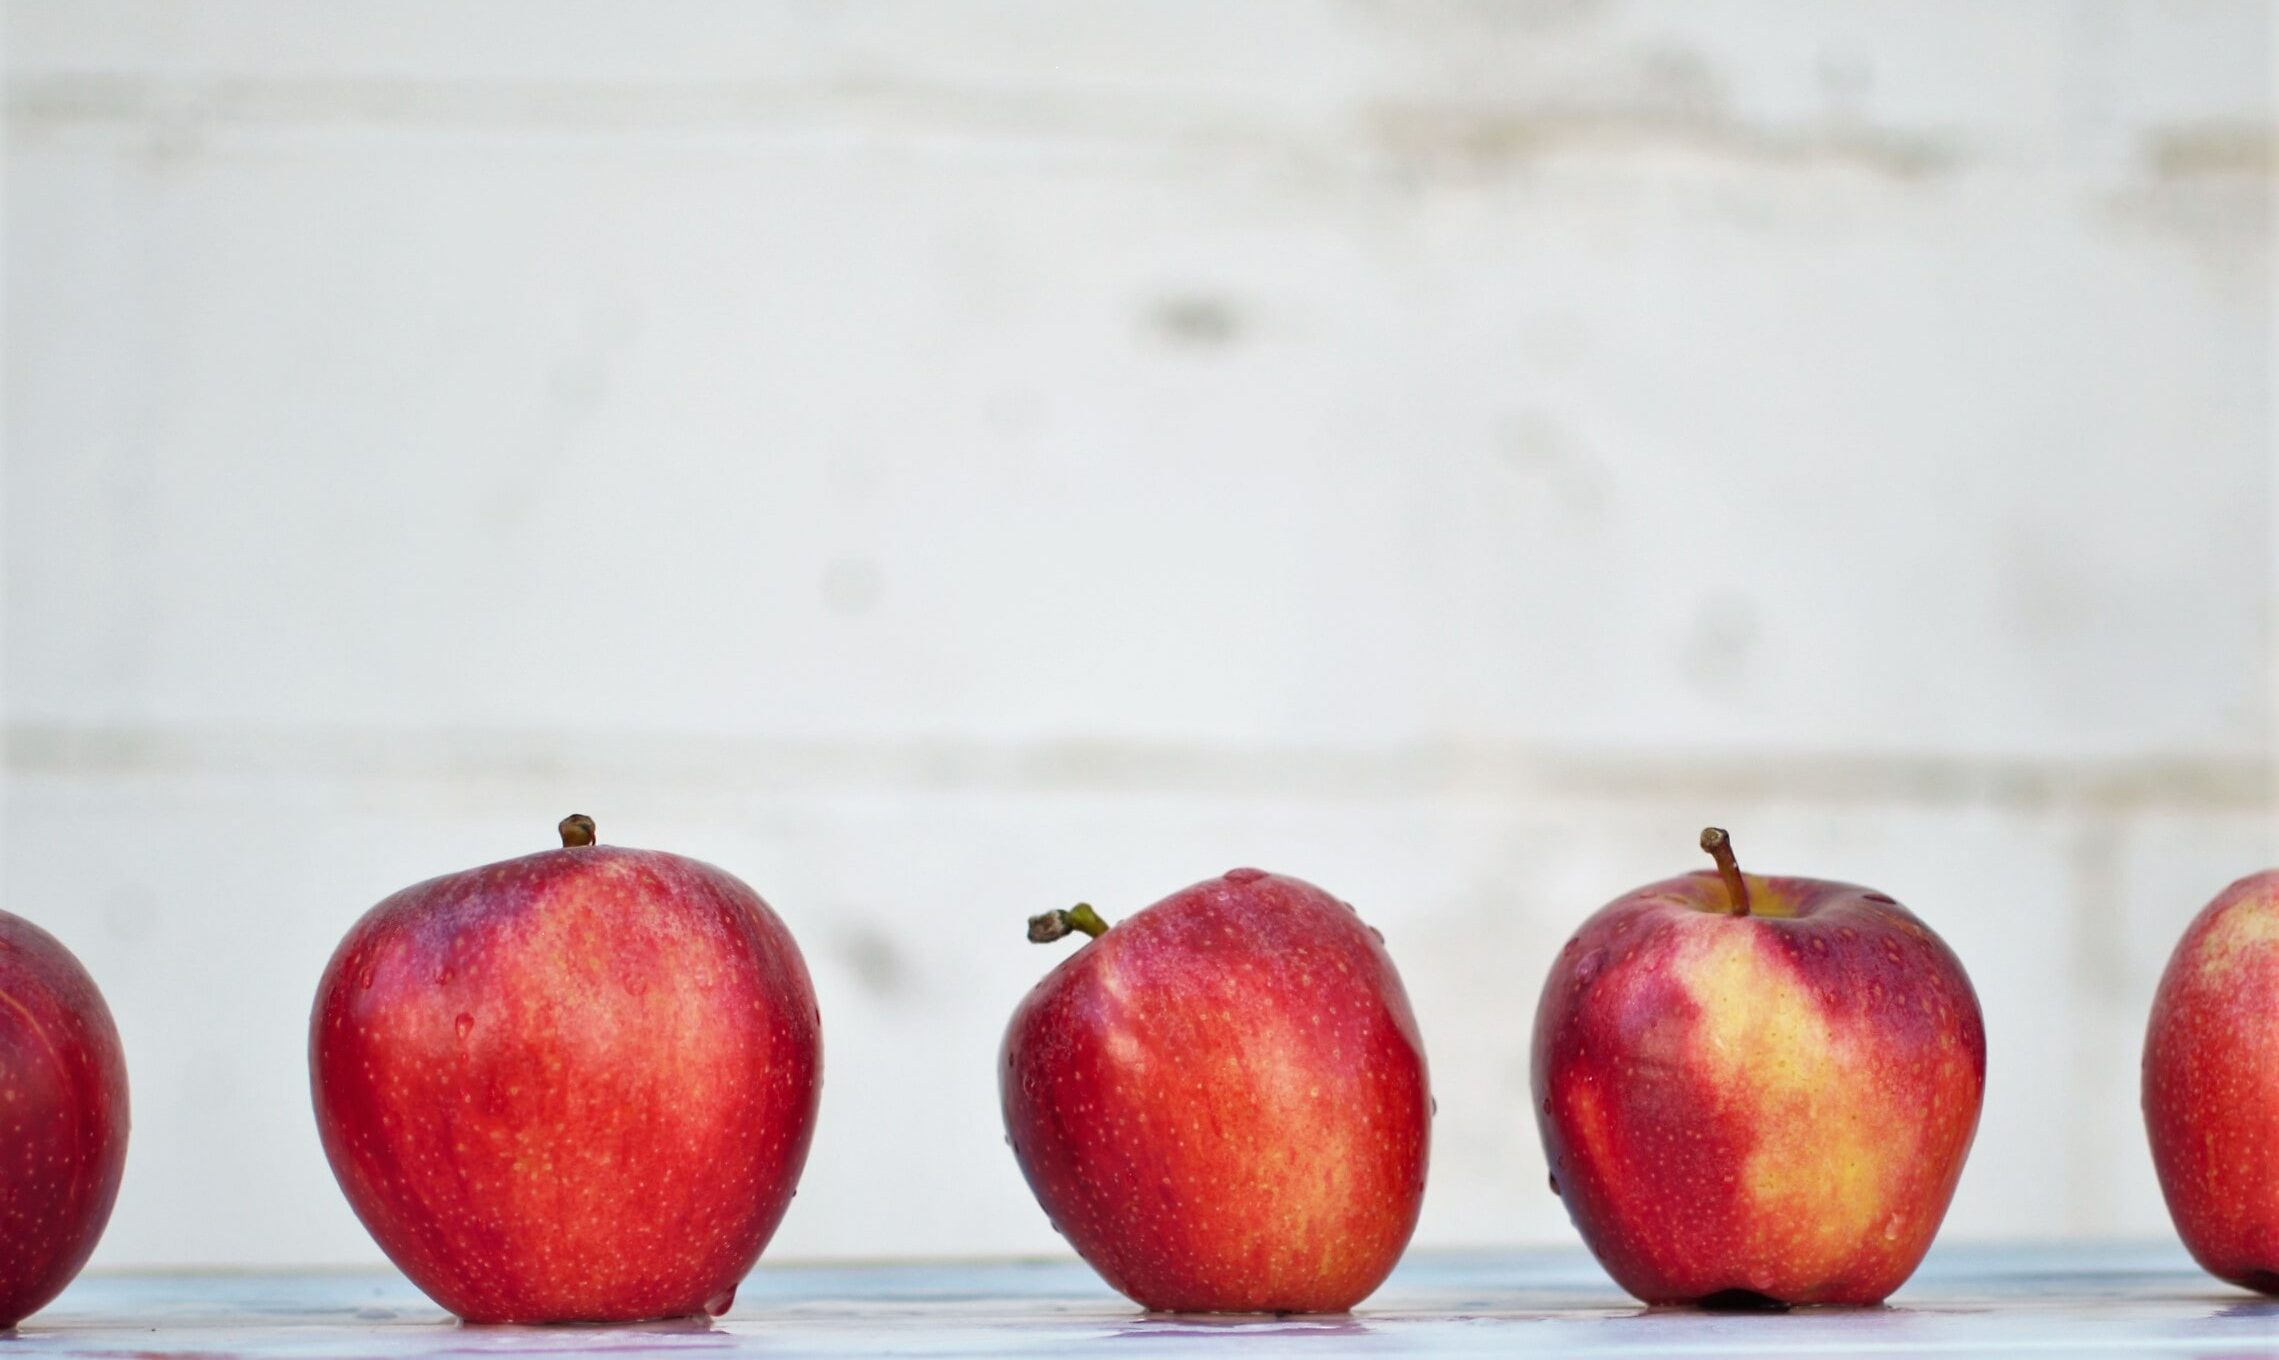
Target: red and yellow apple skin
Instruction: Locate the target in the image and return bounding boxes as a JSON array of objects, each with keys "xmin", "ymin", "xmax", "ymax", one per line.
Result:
[
  {"xmin": 1532, "ymin": 859, "xmax": 1984, "ymax": 1306},
  {"xmin": 1001, "ymin": 870, "xmax": 1430, "ymax": 1313},
  {"xmin": 310, "ymin": 822, "xmax": 821, "ymax": 1324},
  {"xmin": 2143, "ymin": 870, "xmax": 2279, "ymax": 1295},
  {"xmin": 0, "ymin": 911, "xmax": 129, "ymax": 1330}
]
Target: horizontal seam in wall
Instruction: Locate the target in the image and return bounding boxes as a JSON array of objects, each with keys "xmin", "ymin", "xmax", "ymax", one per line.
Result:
[
  {"xmin": 1, "ymin": 723, "xmax": 2269, "ymax": 814},
  {"xmin": 7, "ymin": 73, "xmax": 1977, "ymax": 181}
]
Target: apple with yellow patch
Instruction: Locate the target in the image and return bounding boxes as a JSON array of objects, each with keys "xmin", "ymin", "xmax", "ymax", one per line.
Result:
[
  {"xmin": 2143, "ymin": 869, "xmax": 2279, "ymax": 1295},
  {"xmin": 1532, "ymin": 829, "xmax": 1985, "ymax": 1307}
]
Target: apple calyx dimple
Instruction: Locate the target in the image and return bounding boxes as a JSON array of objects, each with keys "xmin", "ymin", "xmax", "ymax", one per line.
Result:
[
  {"xmin": 1027, "ymin": 903, "xmax": 1111, "ymax": 944},
  {"xmin": 559, "ymin": 814, "xmax": 597, "ymax": 849},
  {"xmin": 1699, "ymin": 827, "xmax": 1752, "ymax": 918}
]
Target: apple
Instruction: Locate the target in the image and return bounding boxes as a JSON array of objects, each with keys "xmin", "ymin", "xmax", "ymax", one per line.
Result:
[
  {"xmin": 310, "ymin": 815, "xmax": 821, "ymax": 1324},
  {"xmin": 2142, "ymin": 869, "xmax": 2279, "ymax": 1295},
  {"xmin": 1532, "ymin": 828, "xmax": 1984, "ymax": 1307},
  {"xmin": 1000, "ymin": 868, "xmax": 1430, "ymax": 1313},
  {"xmin": 0, "ymin": 911, "xmax": 129, "ymax": 1330}
]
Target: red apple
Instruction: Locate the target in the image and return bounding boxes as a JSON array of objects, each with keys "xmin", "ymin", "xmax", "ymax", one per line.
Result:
[
  {"xmin": 1533, "ymin": 829, "xmax": 1984, "ymax": 1306},
  {"xmin": 0, "ymin": 911, "xmax": 129, "ymax": 1330},
  {"xmin": 310, "ymin": 815, "xmax": 821, "ymax": 1323},
  {"xmin": 2143, "ymin": 869, "xmax": 2279, "ymax": 1295},
  {"xmin": 1000, "ymin": 869, "xmax": 1430, "ymax": 1313}
]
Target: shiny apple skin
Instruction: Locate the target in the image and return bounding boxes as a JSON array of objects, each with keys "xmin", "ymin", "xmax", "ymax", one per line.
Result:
[
  {"xmin": 310, "ymin": 844, "xmax": 821, "ymax": 1324},
  {"xmin": 2143, "ymin": 870, "xmax": 2279, "ymax": 1295},
  {"xmin": 1001, "ymin": 870, "xmax": 1430, "ymax": 1313},
  {"xmin": 1533, "ymin": 869, "xmax": 1984, "ymax": 1306},
  {"xmin": 0, "ymin": 912, "xmax": 129, "ymax": 1331}
]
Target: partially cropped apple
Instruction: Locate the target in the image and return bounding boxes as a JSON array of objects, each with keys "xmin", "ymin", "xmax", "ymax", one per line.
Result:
[
  {"xmin": 1001, "ymin": 869, "xmax": 1430, "ymax": 1313},
  {"xmin": 2143, "ymin": 869, "xmax": 2279, "ymax": 1295},
  {"xmin": 311, "ymin": 816, "xmax": 822, "ymax": 1324},
  {"xmin": 1533, "ymin": 829, "xmax": 1984, "ymax": 1307},
  {"xmin": 0, "ymin": 911, "xmax": 129, "ymax": 1330}
]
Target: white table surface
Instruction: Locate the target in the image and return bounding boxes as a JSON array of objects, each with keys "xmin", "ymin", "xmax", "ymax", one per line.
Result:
[{"xmin": 9, "ymin": 1242, "xmax": 2274, "ymax": 1356}]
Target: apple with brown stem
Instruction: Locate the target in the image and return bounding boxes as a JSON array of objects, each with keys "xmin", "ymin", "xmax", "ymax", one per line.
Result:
[
  {"xmin": 311, "ymin": 815, "xmax": 821, "ymax": 1323},
  {"xmin": 1533, "ymin": 828, "xmax": 1984, "ymax": 1307}
]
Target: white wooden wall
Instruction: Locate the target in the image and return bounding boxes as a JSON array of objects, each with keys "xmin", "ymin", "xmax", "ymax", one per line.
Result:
[{"xmin": 3, "ymin": 1, "xmax": 2272, "ymax": 1267}]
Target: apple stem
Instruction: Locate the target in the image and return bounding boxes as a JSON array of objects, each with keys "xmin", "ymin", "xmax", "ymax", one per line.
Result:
[
  {"xmin": 1699, "ymin": 827, "xmax": 1751, "ymax": 917},
  {"xmin": 1027, "ymin": 903, "xmax": 1110, "ymax": 943},
  {"xmin": 559, "ymin": 814, "xmax": 597, "ymax": 849}
]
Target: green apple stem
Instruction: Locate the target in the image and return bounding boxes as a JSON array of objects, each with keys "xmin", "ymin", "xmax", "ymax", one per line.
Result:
[
  {"xmin": 559, "ymin": 814, "xmax": 597, "ymax": 849},
  {"xmin": 1027, "ymin": 903, "xmax": 1111, "ymax": 943},
  {"xmin": 1699, "ymin": 826, "xmax": 1751, "ymax": 917}
]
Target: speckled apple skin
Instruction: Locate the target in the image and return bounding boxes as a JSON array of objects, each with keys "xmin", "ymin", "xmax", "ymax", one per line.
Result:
[
  {"xmin": 2143, "ymin": 870, "xmax": 2279, "ymax": 1296},
  {"xmin": 1001, "ymin": 870, "xmax": 1430, "ymax": 1314},
  {"xmin": 0, "ymin": 912, "xmax": 129, "ymax": 1331},
  {"xmin": 1533, "ymin": 870, "xmax": 1984, "ymax": 1307},
  {"xmin": 310, "ymin": 845, "xmax": 821, "ymax": 1324}
]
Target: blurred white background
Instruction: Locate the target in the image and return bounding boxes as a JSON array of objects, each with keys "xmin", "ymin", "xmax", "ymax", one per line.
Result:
[{"xmin": 2, "ymin": 2, "xmax": 2272, "ymax": 1269}]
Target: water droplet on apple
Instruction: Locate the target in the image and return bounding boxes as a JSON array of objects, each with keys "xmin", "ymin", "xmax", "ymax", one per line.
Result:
[
  {"xmin": 1223, "ymin": 868, "xmax": 1268, "ymax": 885},
  {"xmin": 358, "ymin": 967, "xmax": 375, "ymax": 991},
  {"xmin": 703, "ymin": 1284, "xmax": 737, "ymax": 1317},
  {"xmin": 436, "ymin": 965, "xmax": 454, "ymax": 985},
  {"xmin": 1862, "ymin": 892, "xmax": 1896, "ymax": 905},
  {"xmin": 454, "ymin": 1013, "xmax": 474, "ymax": 1040},
  {"xmin": 1574, "ymin": 948, "xmax": 1607, "ymax": 985},
  {"xmin": 1429, "ymin": 1096, "xmax": 1438, "ymax": 1117},
  {"xmin": 1547, "ymin": 1172, "xmax": 1561, "ymax": 1197}
]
